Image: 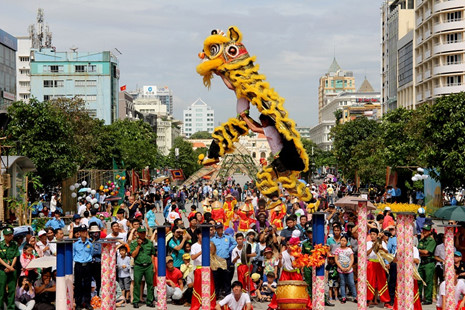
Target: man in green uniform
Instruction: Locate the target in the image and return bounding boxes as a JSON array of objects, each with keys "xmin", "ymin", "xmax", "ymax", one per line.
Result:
[
  {"xmin": 130, "ymin": 226, "xmax": 156, "ymax": 308},
  {"xmin": 418, "ymin": 223, "xmax": 436, "ymax": 305},
  {"xmin": 0, "ymin": 227, "xmax": 19, "ymax": 310}
]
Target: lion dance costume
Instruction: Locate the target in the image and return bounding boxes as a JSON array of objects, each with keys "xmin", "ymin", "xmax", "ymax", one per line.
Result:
[{"xmin": 196, "ymin": 26, "xmax": 311, "ymax": 201}]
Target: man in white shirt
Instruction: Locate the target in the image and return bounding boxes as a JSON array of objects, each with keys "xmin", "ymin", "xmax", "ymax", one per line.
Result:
[
  {"xmin": 437, "ymin": 272, "xmax": 465, "ymax": 309},
  {"xmin": 216, "ymin": 281, "xmax": 251, "ymax": 310},
  {"xmin": 37, "ymin": 230, "xmax": 51, "ymax": 256},
  {"xmin": 190, "ymin": 229, "xmax": 202, "ymax": 268}
]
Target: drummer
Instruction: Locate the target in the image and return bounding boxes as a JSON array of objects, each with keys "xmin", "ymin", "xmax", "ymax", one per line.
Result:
[{"xmin": 232, "ymin": 233, "xmax": 255, "ymax": 293}]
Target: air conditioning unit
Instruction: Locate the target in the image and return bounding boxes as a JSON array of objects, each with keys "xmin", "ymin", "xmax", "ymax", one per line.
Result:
[{"xmin": 2, "ymin": 174, "xmax": 11, "ymax": 189}]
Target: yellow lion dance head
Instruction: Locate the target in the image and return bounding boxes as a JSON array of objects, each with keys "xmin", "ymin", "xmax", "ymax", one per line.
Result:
[{"xmin": 196, "ymin": 26, "xmax": 250, "ymax": 88}]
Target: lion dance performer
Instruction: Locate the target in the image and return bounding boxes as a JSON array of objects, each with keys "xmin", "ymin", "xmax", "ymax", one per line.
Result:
[
  {"xmin": 196, "ymin": 26, "xmax": 311, "ymax": 201},
  {"xmin": 223, "ymin": 194, "xmax": 236, "ymax": 229}
]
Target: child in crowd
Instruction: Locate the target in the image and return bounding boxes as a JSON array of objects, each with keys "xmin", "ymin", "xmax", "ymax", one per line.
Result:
[
  {"xmin": 263, "ymin": 247, "xmax": 279, "ymax": 282},
  {"xmin": 259, "ymin": 272, "xmax": 277, "ymax": 302},
  {"xmin": 20, "ymin": 244, "xmax": 37, "ymax": 278},
  {"xmin": 117, "ymin": 247, "xmax": 131, "ymax": 304},
  {"xmin": 335, "ymin": 235, "xmax": 357, "ymax": 303},
  {"xmin": 326, "ymin": 256, "xmax": 339, "ymax": 302},
  {"xmin": 180, "ymin": 253, "xmax": 194, "ymax": 280}
]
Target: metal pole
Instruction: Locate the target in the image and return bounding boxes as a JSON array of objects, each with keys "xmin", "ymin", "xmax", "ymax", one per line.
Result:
[
  {"xmin": 312, "ymin": 212, "xmax": 325, "ymax": 310},
  {"xmin": 156, "ymin": 224, "xmax": 170, "ymax": 310},
  {"xmin": 200, "ymin": 224, "xmax": 212, "ymax": 310}
]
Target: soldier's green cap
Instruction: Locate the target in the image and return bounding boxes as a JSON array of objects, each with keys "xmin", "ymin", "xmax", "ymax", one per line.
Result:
[
  {"xmin": 422, "ymin": 224, "xmax": 432, "ymax": 231},
  {"xmin": 137, "ymin": 226, "xmax": 147, "ymax": 233},
  {"xmin": 2, "ymin": 227, "xmax": 14, "ymax": 235}
]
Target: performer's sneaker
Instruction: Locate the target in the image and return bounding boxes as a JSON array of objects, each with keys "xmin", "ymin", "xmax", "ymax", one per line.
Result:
[
  {"xmin": 324, "ymin": 300, "xmax": 335, "ymax": 307},
  {"xmin": 146, "ymin": 302, "xmax": 156, "ymax": 308},
  {"xmin": 384, "ymin": 303, "xmax": 393, "ymax": 309},
  {"xmin": 341, "ymin": 298, "xmax": 347, "ymax": 304}
]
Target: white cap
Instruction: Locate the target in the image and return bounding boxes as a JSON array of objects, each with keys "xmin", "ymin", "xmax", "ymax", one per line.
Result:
[
  {"xmin": 38, "ymin": 230, "xmax": 46, "ymax": 237},
  {"xmin": 384, "ymin": 207, "xmax": 391, "ymax": 211},
  {"xmin": 292, "ymin": 230, "xmax": 301, "ymax": 238},
  {"xmin": 418, "ymin": 207, "xmax": 425, "ymax": 214}
]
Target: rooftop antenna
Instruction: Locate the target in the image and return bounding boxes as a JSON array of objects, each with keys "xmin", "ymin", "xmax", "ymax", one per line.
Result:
[
  {"xmin": 29, "ymin": 8, "xmax": 53, "ymax": 50},
  {"xmin": 70, "ymin": 46, "xmax": 78, "ymax": 52}
]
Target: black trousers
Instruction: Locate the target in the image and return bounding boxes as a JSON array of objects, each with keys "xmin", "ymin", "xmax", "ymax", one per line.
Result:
[
  {"xmin": 388, "ymin": 263, "xmax": 397, "ymax": 305},
  {"xmin": 75, "ymin": 262, "xmax": 92, "ymax": 308},
  {"xmin": 91, "ymin": 261, "xmax": 101, "ymax": 295}
]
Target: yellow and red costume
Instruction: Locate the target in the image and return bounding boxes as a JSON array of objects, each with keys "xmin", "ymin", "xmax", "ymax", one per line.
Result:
[
  {"xmin": 237, "ymin": 203, "xmax": 255, "ymax": 232},
  {"xmin": 222, "ymin": 195, "xmax": 237, "ymax": 228},
  {"xmin": 211, "ymin": 201, "xmax": 225, "ymax": 224},
  {"xmin": 190, "ymin": 267, "xmax": 217, "ymax": 310},
  {"xmin": 367, "ymin": 259, "xmax": 390, "ymax": 303},
  {"xmin": 269, "ymin": 200, "xmax": 286, "ymax": 231}
]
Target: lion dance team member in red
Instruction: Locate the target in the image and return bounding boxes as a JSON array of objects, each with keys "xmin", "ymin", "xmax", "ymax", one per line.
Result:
[
  {"xmin": 231, "ymin": 233, "xmax": 255, "ymax": 293},
  {"xmin": 367, "ymin": 228, "xmax": 391, "ymax": 308},
  {"xmin": 268, "ymin": 239, "xmax": 312, "ymax": 309},
  {"xmin": 211, "ymin": 201, "xmax": 225, "ymax": 225},
  {"xmin": 190, "ymin": 229, "xmax": 217, "ymax": 310},
  {"xmin": 237, "ymin": 199, "xmax": 255, "ymax": 232},
  {"xmin": 223, "ymin": 194, "xmax": 236, "ymax": 229}
]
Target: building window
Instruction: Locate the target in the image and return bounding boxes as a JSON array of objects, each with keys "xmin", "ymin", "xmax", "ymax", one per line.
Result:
[
  {"xmin": 447, "ymin": 11, "xmax": 462, "ymax": 22},
  {"xmin": 19, "ymin": 56, "xmax": 29, "ymax": 62},
  {"xmin": 19, "ymin": 69, "xmax": 30, "ymax": 75},
  {"xmin": 43, "ymin": 80, "xmax": 64, "ymax": 88},
  {"xmin": 88, "ymin": 65, "xmax": 97, "ymax": 72},
  {"xmin": 75, "ymin": 80, "xmax": 97, "ymax": 87},
  {"xmin": 19, "ymin": 81, "xmax": 30, "ymax": 87},
  {"xmin": 44, "ymin": 95, "xmax": 50, "ymax": 101},
  {"xmin": 446, "ymin": 33, "xmax": 462, "ymax": 44},
  {"xmin": 252, "ymin": 152, "xmax": 256, "ymax": 158},
  {"xmin": 43, "ymin": 65, "xmax": 64, "ymax": 73},
  {"xmin": 447, "ymin": 54, "xmax": 462, "ymax": 65},
  {"xmin": 21, "ymin": 94, "xmax": 29, "ymax": 100},
  {"xmin": 447, "ymin": 75, "xmax": 462, "ymax": 86},
  {"xmin": 75, "ymin": 65, "xmax": 86, "ymax": 73}
]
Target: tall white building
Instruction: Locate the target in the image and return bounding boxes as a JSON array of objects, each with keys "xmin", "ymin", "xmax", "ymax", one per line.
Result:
[
  {"xmin": 130, "ymin": 85, "xmax": 173, "ymax": 115},
  {"xmin": 16, "ymin": 37, "xmax": 32, "ymax": 102},
  {"xmin": 415, "ymin": 0, "xmax": 465, "ymax": 105},
  {"xmin": 182, "ymin": 98, "xmax": 215, "ymax": 138}
]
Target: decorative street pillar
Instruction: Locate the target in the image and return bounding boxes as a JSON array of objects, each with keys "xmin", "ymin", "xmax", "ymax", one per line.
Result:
[
  {"xmin": 156, "ymin": 224, "xmax": 171, "ymax": 310},
  {"xmin": 312, "ymin": 212, "xmax": 325, "ymax": 310},
  {"xmin": 65, "ymin": 240, "xmax": 75, "ymax": 310},
  {"xmin": 56, "ymin": 241, "xmax": 66, "ymax": 310},
  {"xmin": 200, "ymin": 224, "xmax": 212, "ymax": 310},
  {"xmin": 99, "ymin": 238, "xmax": 120, "ymax": 310},
  {"xmin": 441, "ymin": 224, "xmax": 458, "ymax": 310},
  {"xmin": 357, "ymin": 200, "xmax": 368, "ymax": 310},
  {"xmin": 397, "ymin": 213, "xmax": 415, "ymax": 310}
]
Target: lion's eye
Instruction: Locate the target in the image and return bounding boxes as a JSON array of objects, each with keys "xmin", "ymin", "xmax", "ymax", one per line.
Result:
[
  {"xmin": 226, "ymin": 45, "xmax": 239, "ymax": 57},
  {"xmin": 209, "ymin": 44, "xmax": 220, "ymax": 57}
]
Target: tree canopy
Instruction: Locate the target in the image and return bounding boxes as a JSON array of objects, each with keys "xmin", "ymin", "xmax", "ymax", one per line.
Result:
[{"xmin": 189, "ymin": 131, "xmax": 212, "ymax": 139}]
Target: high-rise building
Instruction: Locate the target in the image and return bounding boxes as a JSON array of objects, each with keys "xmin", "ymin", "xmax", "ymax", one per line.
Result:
[
  {"xmin": 16, "ymin": 9, "xmax": 54, "ymax": 103},
  {"xmin": 311, "ymin": 78, "xmax": 380, "ymax": 151},
  {"xmin": 415, "ymin": 0, "xmax": 465, "ymax": 105},
  {"xmin": 0, "ymin": 28, "xmax": 17, "ymax": 120},
  {"xmin": 182, "ymin": 98, "xmax": 215, "ymax": 138},
  {"xmin": 381, "ymin": 0, "xmax": 415, "ymax": 113},
  {"xmin": 30, "ymin": 49, "xmax": 120, "ymax": 124},
  {"xmin": 130, "ymin": 86, "xmax": 173, "ymax": 115},
  {"xmin": 318, "ymin": 58, "xmax": 356, "ymax": 123}
]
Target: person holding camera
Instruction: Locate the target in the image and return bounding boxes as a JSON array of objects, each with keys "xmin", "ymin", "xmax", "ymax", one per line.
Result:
[{"xmin": 15, "ymin": 276, "xmax": 35, "ymax": 310}]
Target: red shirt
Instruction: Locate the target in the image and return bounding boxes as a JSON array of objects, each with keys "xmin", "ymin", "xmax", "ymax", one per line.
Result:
[{"xmin": 166, "ymin": 267, "xmax": 183, "ymax": 288}]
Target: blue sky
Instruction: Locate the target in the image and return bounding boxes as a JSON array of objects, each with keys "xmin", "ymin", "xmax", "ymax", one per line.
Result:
[{"xmin": 2, "ymin": 0, "xmax": 382, "ymax": 127}]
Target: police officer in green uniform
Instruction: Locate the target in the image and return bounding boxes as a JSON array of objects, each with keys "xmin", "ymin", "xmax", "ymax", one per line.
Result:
[
  {"xmin": 0, "ymin": 227, "xmax": 19, "ymax": 310},
  {"xmin": 130, "ymin": 226, "xmax": 156, "ymax": 308},
  {"xmin": 418, "ymin": 223, "xmax": 436, "ymax": 305}
]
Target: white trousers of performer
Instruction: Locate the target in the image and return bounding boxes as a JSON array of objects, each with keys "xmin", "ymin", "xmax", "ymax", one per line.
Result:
[{"xmin": 167, "ymin": 286, "xmax": 183, "ymax": 300}]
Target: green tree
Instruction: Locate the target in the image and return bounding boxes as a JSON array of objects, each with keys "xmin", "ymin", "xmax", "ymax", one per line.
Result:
[
  {"xmin": 330, "ymin": 117, "xmax": 383, "ymax": 183},
  {"xmin": 417, "ymin": 92, "xmax": 465, "ymax": 190},
  {"xmin": 168, "ymin": 137, "xmax": 201, "ymax": 178},
  {"xmin": 108, "ymin": 119, "xmax": 160, "ymax": 170},
  {"xmin": 6, "ymin": 99, "xmax": 80, "ymax": 185},
  {"xmin": 381, "ymin": 107, "xmax": 424, "ymax": 167},
  {"xmin": 189, "ymin": 131, "xmax": 212, "ymax": 139}
]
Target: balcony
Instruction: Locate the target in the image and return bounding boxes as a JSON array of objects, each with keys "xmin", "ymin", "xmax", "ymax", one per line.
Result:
[
  {"xmin": 425, "ymin": 29, "xmax": 432, "ymax": 39},
  {"xmin": 417, "ymin": 54, "xmax": 423, "ymax": 64},
  {"xmin": 433, "ymin": 19, "xmax": 465, "ymax": 33},
  {"xmin": 434, "ymin": 0, "xmax": 464, "ymax": 12},
  {"xmin": 417, "ymin": 93, "xmax": 423, "ymax": 102},
  {"xmin": 417, "ymin": 35, "xmax": 423, "ymax": 45},
  {"xmin": 425, "ymin": 89, "xmax": 431, "ymax": 98},
  {"xmin": 425, "ymin": 49, "xmax": 431, "ymax": 59},
  {"xmin": 417, "ymin": 73, "xmax": 423, "ymax": 83},
  {"xmin": 425, "ymin": 69, "xmax": 432, "ymax": 79},
  {"xmin": 425, "ymin": 10, "xmax": 432, "ymax": 20},
  {"xmin": 433, "ymin": 41, "xmax": 465, "ymax": 54},
  {"xmin": 417, "ymin": 16, "xmax": 423, "ymax": 27},
  {"xmin": 433, "ymin": 62, "xmax": 465, "ymax": 75},
  {"xmin": 434, "ymin": 84, "xmax": 464, "ymax": 96},
  {"xmin": 417, "ymin": 0, "xmax": 423, "ymax": 8}
]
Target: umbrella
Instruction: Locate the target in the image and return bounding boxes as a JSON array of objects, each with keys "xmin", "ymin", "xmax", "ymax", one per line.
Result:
[
  {"xmin": 104, "ymin": 195, "xmax": 122, "ymax": 202},
  {"xmin": 334, "ymin": 196, "xmax": 376, "ymax": 211},
  {"xmin": 27, "ymin": 256, "xmax": 56, "ymax": 269},
  {"xmin": 434, "ymin": 205, "xmax": 465, "ymax": 222},
  {"xmin": 78, "ymin": 187, "xmax": 91, "ymax": 193}
]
